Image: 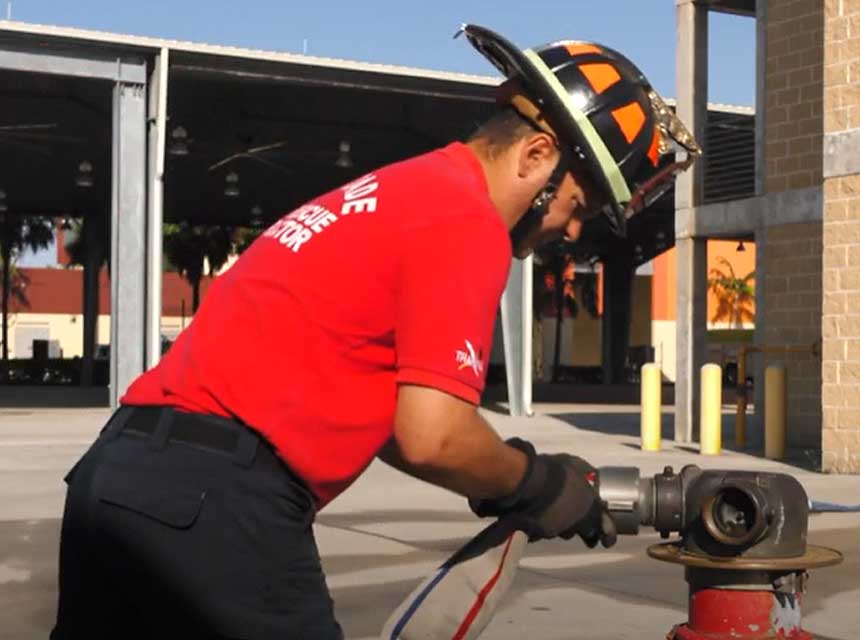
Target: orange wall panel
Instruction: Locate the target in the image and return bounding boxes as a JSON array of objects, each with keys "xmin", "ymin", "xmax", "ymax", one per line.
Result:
[
  {"xmin": 706, "ymin": 240, "xmax": 756, "ymax": 325},
  {"xmin": 650, "ymin": 241, "xmax": 756, "ymax": 325},
  {"xmin": 651, "ymin": 247, "xmax": 676, "ymax": 321}
]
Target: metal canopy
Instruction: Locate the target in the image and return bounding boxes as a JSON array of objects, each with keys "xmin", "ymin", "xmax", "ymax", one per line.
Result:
[
  {"xmin": 163, "ymin": 59, "xmax": 495, "ymax": 228},
  {"xmin": 0, "ymin": 67, "xmax": 112, "ymax": 217}
]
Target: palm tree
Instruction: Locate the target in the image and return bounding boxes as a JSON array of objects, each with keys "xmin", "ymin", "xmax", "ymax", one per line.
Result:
[
  {"xmin": 533, "ymin": 242, "xmax": 602, "ymax": 383},
  {"xmin": 708, "ymin": 256, "xmax": 755, "ymax": 328},
  {"xmin": 163, "ymin": 223, "xmax": 234, "ymax": 313},
  {"xmin": 0, "ymin": 257, "xmax": 31, "ymax": 362},
  {"xmin": 1, "ymin": 213, "xmax": 53, "ymax": 366},
  {"xmin": 233, "ymin": 226, "xmax": 262, "ymax": 255},
  {"xmin": 63, "ymin": 213, "xmax": 110, "ymax": 385}
]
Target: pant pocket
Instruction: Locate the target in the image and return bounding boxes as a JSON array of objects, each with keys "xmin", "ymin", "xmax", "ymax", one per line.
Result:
[{"xmin": 94, "ymin": 464, "xmax": 207, "ymax": 529}]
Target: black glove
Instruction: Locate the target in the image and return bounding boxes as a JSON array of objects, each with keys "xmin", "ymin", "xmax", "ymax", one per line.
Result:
[{"xmin": 470, "ymin": 438, "xmax": 617, "ymax": 547}]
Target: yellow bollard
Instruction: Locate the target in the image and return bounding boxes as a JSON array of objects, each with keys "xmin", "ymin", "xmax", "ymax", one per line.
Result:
[
  {"xmin": 640, "ymin": 363, "xmax": 662, "ymax": 451},
  {"xmin": 700, "ymin": 364, "xmax": 722, "ymax": 455},
  {"xmin": 765, "ymin": 365, "xmax": 787, "ymax": 460}
]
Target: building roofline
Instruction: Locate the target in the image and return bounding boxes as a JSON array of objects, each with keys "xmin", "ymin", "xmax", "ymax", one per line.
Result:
[
  {"xmin": 0, "ymin": 20, "xmax": 498, "ymax": 85},
  {"xmin": 0, "ymin": 20, "xmax": 754, "ymax": 115}
]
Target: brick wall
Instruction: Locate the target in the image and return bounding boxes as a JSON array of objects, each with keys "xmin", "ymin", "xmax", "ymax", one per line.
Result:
[
  {"xmin": 822, "ymin": 0, "xmax": 860, "ymax": 472},
  {"xmin": 761, "ymin": 222, "xmax": 823, "ymax": 448},
  {"xmin": 765, "ymin": 1, "xmax": 824, "ymax": 192}
]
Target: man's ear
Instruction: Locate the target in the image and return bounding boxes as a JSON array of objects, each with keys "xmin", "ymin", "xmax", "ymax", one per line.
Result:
[{"xmin": 516, "ymin": 133, "xmax": 558, "ymax": 180}]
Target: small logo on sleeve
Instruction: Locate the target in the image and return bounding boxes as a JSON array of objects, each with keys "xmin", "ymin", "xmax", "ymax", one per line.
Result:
[{"xmin": 455, "ymin": 340, "xmax": 484, "ymax": 377}]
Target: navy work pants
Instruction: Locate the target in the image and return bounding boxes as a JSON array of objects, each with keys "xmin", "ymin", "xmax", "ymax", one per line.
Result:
[{"xmin": 50, "ymin": 406, "xmax": 343, "ymax": 640}]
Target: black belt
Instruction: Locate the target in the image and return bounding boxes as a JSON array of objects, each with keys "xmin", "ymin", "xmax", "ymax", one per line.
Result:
[{"xmin": 106, "ymin": 406, "xmax": 262, "ymax": 468}]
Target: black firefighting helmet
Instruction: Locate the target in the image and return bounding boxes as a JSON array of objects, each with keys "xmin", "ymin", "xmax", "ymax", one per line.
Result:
[{"xmin": 458, "ymin": 24, "xmax": 702, "ymax": 237}]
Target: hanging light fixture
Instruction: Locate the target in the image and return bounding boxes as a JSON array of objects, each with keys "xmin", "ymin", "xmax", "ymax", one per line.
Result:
[
  {"xmin": 60, "ymin": 217, "xmax": 73, "ymax": 230},
  {"xmin": 737, "ymin": 241, "xmax": 746, "ymax": 253},
  {"xmin": 168, "ymin": 126, "xmax": 190, "ymax": 156},
  {"xmin": 335, "ymin": 140, "xmax": 353, "ymax": 168},
  {"xmin": 0, "ymin": 190, "xmax": 6, "ymax": 213},
  {"xmin": 75, "ymin": 161, "xmax": 94, "ymax": 188},
  {"xmin": 250, "ymin": 205, "xmax": 264, "ymax": 229},
  {"xmin": 224, "ymin": 171, "xmax": 240, "ymax": 197}
]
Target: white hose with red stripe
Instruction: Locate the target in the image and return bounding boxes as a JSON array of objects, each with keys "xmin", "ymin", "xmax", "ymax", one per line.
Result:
[{"xmin": 381, "ymin": 520, "xmax": 529, "ymax": 640}]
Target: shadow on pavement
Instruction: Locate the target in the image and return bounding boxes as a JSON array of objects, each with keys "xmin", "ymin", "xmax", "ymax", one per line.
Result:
[{"xmin": 554, "ymin": 411, "xmax": 823, "ymax": 473}]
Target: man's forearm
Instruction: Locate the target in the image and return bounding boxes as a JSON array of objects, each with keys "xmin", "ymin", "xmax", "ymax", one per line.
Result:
[
  {"xmin": 379, "ymin": 419, "xmax": 527, "ymax": 499},
  {"xmin": 384, "ymin": 385, "xmax": 528, "ymax": 500}
]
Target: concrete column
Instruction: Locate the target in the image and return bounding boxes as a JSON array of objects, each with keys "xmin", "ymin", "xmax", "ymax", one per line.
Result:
[
  {"xmin": 750, "ymin": 223, "xmax": 767, "ymax": 449},
  {"xmin": 749, "ymin": 0, "xmax": 767, "ymax": 445},
  {"xmin": 601, "ymin": 255, "xmax": 634, "ymax": 385},
  {"xmin": 754, "ymin": 0, "xmax": 767, "ymax": 198},
  {"xmin": 501, "ymin": 255, "xmax": 534, "ymax": 417},
  {"xmin": 109, "ymin": 73, "xmax": 148, "ymax": 407},
  {"xmin": 675, "ymin": 0, "xmax": 708, "ymax": 211},
  {"xmin": 675, "ymin": 237, "xmax": 708, "ymax": 443},
  {"xmin": 674, "ymin": 0, "xmax": 709, "ymax": 443}
]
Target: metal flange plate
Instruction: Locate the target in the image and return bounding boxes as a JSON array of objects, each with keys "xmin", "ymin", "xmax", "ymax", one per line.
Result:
[{"xmin": 647, "ymin": 543, "xmax": 844, "ymax": 571}]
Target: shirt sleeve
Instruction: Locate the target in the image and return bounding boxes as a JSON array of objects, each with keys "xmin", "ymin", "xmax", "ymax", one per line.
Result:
[{"xmin": 395, "ymin": 215, "xmax": 512, "ymax": 404}]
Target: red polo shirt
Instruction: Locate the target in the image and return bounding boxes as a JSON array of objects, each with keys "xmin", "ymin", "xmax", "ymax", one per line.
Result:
[{"xmin": 122, "ymin": 142, "xmax": 512, "ymax": 507}]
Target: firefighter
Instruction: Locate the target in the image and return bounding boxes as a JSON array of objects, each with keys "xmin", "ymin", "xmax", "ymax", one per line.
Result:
[{"xmin": 51, "ymin": 24, "xmax": 699, "ymax": 639}]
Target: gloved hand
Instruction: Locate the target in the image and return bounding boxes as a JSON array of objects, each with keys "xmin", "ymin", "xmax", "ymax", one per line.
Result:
[{"xmin": 469, "ymin": 438, "xmax": 617, "ymax": 547}]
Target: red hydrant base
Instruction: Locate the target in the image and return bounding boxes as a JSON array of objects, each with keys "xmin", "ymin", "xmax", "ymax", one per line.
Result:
[{"xmin": 668, "ymin": 588, "xmax": 811, "ymax": 639}]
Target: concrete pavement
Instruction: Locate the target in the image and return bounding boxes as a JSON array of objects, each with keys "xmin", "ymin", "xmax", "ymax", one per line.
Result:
[{"xmin": 1, "ymin": 405, "xmax": 858, "ymax": 639}]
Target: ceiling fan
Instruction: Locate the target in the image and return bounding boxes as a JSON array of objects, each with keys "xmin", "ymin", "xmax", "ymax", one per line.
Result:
[{"xmin": 206, "ymin": 138, "xmax": 354, "ymax": 174}]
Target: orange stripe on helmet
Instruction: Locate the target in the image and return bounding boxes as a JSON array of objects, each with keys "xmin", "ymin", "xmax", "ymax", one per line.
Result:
[
  {"xmin": 579, "ymin": 63, "xmax": 622, "ymax": 95},
  {"xmin": 611, "ymin": 102, "xmax": 646, "ymax": 144},
  {"xmin": 647, "ymin": 129, "xmax": 662, "ymax": 167},
  {"xmin": 565, "ymin": 43, "xmax": 602, "ymax": 57}
]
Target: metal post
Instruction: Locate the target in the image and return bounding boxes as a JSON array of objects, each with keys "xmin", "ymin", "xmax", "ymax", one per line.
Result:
[
  {"xmin": 109, "ymin": 67, "xmax": 148, "ymax": 407},
  {"xmin": 674, "ymin": 0, "xmax": 708, "ymax": 443},
  {"xmin": 146, "ymin": 48, "xmax": 168, "ymax": 369},
  {"xmin": 501, "ymin": 256, "xmax": 534, "ymax": 417}
]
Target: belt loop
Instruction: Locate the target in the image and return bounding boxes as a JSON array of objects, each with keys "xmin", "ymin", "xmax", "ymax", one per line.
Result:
[
  {"xmin": 100, "ymin": 406, "xmax": 134, "ymax": 441},
  {"xmin": 148, "ymin": 407, "xmax": 173, "ymax": 451},
  {"xmin": 233, "ymin": 427, "xmax": 259, "ymax": 468}
]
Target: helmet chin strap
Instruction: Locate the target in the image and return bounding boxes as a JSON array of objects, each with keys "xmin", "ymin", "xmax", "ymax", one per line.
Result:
[{"xmin": 509, "ymin": 150, "xmax": 572, "ymax": 255}]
